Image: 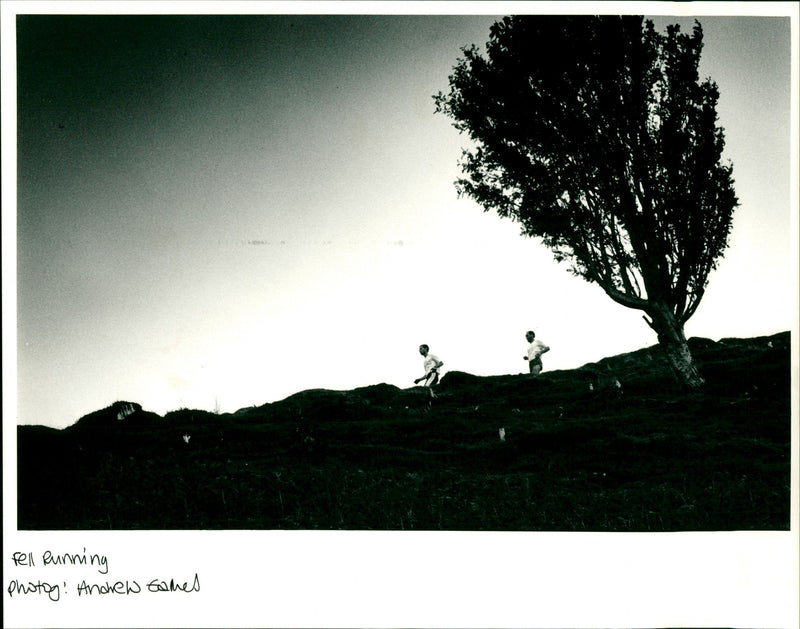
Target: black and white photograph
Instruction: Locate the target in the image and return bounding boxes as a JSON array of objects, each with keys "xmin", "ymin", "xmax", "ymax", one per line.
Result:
[{"xmin": 3, "ymin": 1, "xmax": 798, "ymax": 627}]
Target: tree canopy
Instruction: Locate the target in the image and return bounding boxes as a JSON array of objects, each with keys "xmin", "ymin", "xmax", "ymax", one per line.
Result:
[{"xmin": 435, "ymin": 15, "xmax": 737, "ymax": 328}]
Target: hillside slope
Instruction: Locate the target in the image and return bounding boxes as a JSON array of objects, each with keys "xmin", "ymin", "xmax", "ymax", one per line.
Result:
[{"xmin": 17, "ymin": 332, "xmax": 792, "ymax": 530}]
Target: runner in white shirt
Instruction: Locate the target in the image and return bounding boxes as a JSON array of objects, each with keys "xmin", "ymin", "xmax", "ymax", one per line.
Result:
[
  {"xmin": 415, "ymin": 344, "xmax": 443, "ymax": 387},
  {"xmin": 524, "ymin": 330, "xmax": 550, "ymax": 376}
]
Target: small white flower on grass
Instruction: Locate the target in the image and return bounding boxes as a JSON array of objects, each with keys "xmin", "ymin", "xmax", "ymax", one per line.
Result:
[
  {"xmin": 498, "ymin": 427, "xmax": 506, "ymax": 442},
  {"xmin": 183, "ymin": 434, "xmax": 191, "ymax": 444}
]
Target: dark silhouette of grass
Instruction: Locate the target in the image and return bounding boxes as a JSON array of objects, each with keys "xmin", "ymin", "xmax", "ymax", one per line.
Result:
[{"xmin": 17, "ymin": 332, "xmax": 791, "ymax": 530}]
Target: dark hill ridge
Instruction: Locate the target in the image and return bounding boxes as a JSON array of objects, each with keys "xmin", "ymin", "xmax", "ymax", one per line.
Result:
[{"xmin": 18, "ymin": 332, "xmax": 791, "ymax": 531}]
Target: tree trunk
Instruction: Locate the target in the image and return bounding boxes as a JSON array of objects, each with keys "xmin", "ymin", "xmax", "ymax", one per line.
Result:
[{"xmin": 645, "ymin": 303, "xmax": 705, "ymax": 390}]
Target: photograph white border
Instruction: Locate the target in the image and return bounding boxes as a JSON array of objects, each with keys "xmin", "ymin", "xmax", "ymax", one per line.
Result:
[{"xmin": 3, "ymin": 2, "xmax": 798, "ymax": 627}]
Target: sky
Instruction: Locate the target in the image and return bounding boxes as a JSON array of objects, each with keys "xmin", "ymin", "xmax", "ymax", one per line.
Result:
[{"xmin": 5, "ymin": 6, "xmax": 795, "ymax": 428}]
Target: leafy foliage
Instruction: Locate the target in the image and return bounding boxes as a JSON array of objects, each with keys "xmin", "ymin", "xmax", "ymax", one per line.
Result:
[{"xmin": 434, "ymin": 16, "xmax": 737, "ymax": 325}]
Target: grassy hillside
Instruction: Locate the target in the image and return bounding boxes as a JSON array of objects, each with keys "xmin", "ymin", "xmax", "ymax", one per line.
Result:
[{"xmin": 17, "ymin": 332, "xmax": 791, "ymax": 531}]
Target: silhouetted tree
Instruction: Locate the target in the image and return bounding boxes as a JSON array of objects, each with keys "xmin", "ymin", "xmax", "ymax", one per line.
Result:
[{"xmin": 434, "ymin": 15, "xmax": 738, "ymax": 389}]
